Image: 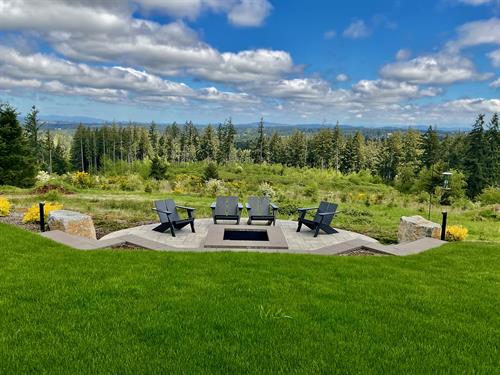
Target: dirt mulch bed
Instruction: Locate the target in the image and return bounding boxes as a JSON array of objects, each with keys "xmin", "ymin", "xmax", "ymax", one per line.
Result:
[{"xmin": 0, "ymin": 211, "xmax": 40, "ymax": 233}]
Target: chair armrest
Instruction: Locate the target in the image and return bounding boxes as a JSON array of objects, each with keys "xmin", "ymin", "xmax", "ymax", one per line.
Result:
[
  {"xmin": 270, "ymin": 203, "xmax": 279, "ymax": 210},
  {"xmin": 210, "ymin": 203, "xmax": 216, "ymax": 209},
  {"xmin": 318, "ymin": 212, "xmax": 336, "ymax": 216},
  {"xmin": 238, "ymin": 203, "xmax": 243, "ymax": 210},
  {"xmin": 176, "ymin": 205, "xmax": 196, "ymax": 211},
  {"xmin": 245, "ymin": 203, "xmax": 251, "ymax": 210},
  {"xmin": 297, "ymin": 207, "xmax": 318, "ymax": 212},
  {"xmin": 152, "ymin": 208, "xmax": 173, "ymax": 215}
]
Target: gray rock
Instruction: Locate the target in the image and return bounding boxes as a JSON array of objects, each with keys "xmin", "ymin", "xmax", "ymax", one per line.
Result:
[
  {"xmin": 48, "ymin": 210, "xmax": 96, "ymax": 240},
  {"xmin": 397, "ymin": 215, "xmax": 441, "ymax": 243}
]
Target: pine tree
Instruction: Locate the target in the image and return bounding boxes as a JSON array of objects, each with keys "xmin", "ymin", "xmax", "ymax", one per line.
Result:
[
  {"xmin": 464, "ymin": 114, "xmax": 487, "ymax": 198},
  {"xmin": 149, "ymin": 156, "xmax": 167, "ymax": 180},
  {"xmin": 252, "ymin": 117, "xmax": 268, "ymax": 163},
  {"xmin": 0, "ymin": 104, "xmax": 36, "ymax": 187},
  {"xmin": 198, "ymin": 125, "xmax": 218, "ymax": 161},
  {"xmin": 485, "ymin": 113, "xmax": 499, "ymax": 188},
  {"xmin": 286, "ymin": 131, "xmax": 307, "ymax": 167},
  {"xmin": 52, "ymin": 142, "xmax": 70, "ymax": 175},
  {"xmin": 332, "ymin": 123, "xmax": 343, "ymax": 172},
  {"xmin": 421, "ymin": 126, "xmax": 440, "ymax": 168},
  {"xmin": 23, "ymin": 105, "xmax": 44, "ymax": 166},
  {"xmin": 148, "ymin": 122, "xmax": 158, "ymax": 154},
  {"xmin": 203, "ymin": 161, "xmax": 219, "ymax": 181},
  {"xmin": 268, "ymin": 132, "xmax": 284, "ymax": 164}
]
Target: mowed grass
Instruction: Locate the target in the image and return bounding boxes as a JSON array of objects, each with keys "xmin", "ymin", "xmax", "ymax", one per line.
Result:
[{"xmin": 0, "ymin": 223, "xmax": 499, "ymax": 374}]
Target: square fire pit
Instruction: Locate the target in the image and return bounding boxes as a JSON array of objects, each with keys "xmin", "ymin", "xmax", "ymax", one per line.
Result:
[{"xmin": 205, "ymin": 225, "xmax": 288, "ymax": 249}]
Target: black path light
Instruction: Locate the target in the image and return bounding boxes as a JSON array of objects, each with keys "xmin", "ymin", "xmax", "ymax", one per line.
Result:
[
  {"xmin": 428, "ymin": 170, "xmax": 453, "ymax": 220},
  {"xmin": 441, "ymin": 171, "xmax": 452, "ymax": 240}
]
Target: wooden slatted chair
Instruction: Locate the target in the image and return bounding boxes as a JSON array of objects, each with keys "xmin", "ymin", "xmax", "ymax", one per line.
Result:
[
  {"xmin": 211, "ymin": 196, "xmax": 243, "ymax": 224},
  {"xmin": 246, "ymin": 196, "xmax": 278, "ymax": 225},
  {"xmin": 152, "ymin": 199, "xmax": 195, "ymax": 237},
  {"xmin": 296, "ymin": 201, "xmax": 339, "ymax": 237}
]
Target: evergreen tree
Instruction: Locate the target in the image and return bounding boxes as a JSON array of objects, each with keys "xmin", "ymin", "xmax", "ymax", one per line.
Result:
[
  {"xmin": 378, "ymin": 132, "xmax": 402, "ymax": 182},
  {"xmin": 252, "ymin": 117, "xmax": 268, "ymax": 163},
  {"xmin": 149, "ymin": 156, "xmax": 167, "ymax": 180},
  {"xmin": 268, "ymin": 132, "xmax": 284, "ymax": 164},
  {"xmin": 203, "ymin": 161, "xmax": 219, "ymax": 181},
  {"xmin": 421, "ymin": 126, "xmax": 440, "ymax": 168},
  {"xmin": 0, "ymin": 104, "xmax": 36, "ymax": 187},
  {"xmin": 331, "ymin": 123, "xmax": 343, "ymax": 172},
  {"xmin": 286, "ymin": 131, "xmax": 307, "ymax": 167},
  {"xmin": 70, "ymin": 124, "xmax": 87, "ymax": 171},
  {"xmin": 485, "ymin": 113, "xmax": 499, "ymax": 187},
  {"xmin": 23, "ymin": 105, "xmax": 44, "ymax": 166},
  {"xmin": 464, "ymin": 114, "xmax": 487, "ymax": 198},
  {"xmin": 148, "ymin": 122, "xmax": 158, "ymax": 154},
  {"xmin": 198, "ymin": 125, "xmax": 218, "ymax": 161},
  {"xmin": 52, "ymin": 142, "xmax": 70, "ymax": 175}
]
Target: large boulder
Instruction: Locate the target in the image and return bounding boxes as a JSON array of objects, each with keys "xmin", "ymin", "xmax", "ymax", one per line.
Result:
[
  {"xmin": 48, "ymin": 210, "xmax": 96, "ymax": 240},
  {"xmin": 398, "ymin": 215, "xmax": 441, "ymax": 243}
]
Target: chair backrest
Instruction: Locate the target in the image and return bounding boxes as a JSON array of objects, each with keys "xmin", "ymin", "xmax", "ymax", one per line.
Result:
[
  {"xmin": 154, "ymin": 199, "xmax": 180, "ymax": 222},
  {"xmin": 313, "ymin": 201, "xmax": 338, "ymax": 224},
  {"xmin": 215, "ymin": 196, "xmax": 239, "ymax": 216},
  {"xmin": 248, "ymin": 196, "xmax": 270, "ymax": 216}
]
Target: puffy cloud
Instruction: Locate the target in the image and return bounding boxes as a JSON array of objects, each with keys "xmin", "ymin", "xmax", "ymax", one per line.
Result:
[
  {"xmin": 490, "ymin": 78, "xmax": 500, "ymax": 88},
  {"xmin": 449, "ymin": 18, "xmax": 500, "ymax": 50},
  {"xmin": 134, "ymin": 0, "xmax": 272, "ymax": 26},
  {"xmin": 396, "ymin": 49, "xmax": 411, "ymax": 61},
  {"xmin": 336, "ymin": 74, "xmax": 349, "ymax": 82},
  {"xmin": 0, "ymin": 47, "xmax": 262, "ymax": 106},
  {"xmin": 488, "ymin": 49, "xmax": 500, "ymax": 67},
  {"xmin": 351, "ymin": 79, "xmax": 441, "ymax": 102},
  {"xmin": 343, "ymin": 20, "xmax": 370, "ymax": 39},
  {"xmin": 380, "ymin": 53, "xmax": 490, "ymax": 84},
  {"xmin": 189, "ymin": 49, "xmax": 294, "ymax": 83},
  {"xmin": 227, "ymin": 0, "xmax": 272, "ymax": 27}
]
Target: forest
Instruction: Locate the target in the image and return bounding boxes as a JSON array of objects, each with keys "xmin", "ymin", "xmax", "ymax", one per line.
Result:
[{"xmin": 1, "ymin": 103, "xmax": 498, "ymax": 200}]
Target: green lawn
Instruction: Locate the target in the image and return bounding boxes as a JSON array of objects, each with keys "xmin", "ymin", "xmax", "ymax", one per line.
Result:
[{"xmin": 0, "ymin": 223, "xmax": 499, "ymax": 374}]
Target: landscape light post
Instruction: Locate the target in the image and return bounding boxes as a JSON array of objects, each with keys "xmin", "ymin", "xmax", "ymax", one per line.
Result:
[
  {"xmin": 39, "ymin": 201, "xmax": 45, "ymax": 232},
  {"xmin": 441, "ymin": 172, "xmax": 452, "ymax": 240}
]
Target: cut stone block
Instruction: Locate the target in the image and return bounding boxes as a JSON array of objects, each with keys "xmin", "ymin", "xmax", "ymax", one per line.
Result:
[
  {"xmin": 398, "ymin": 215, "xmax": 441, "ymax": 243},
  {"xmin": 48, "ymin": 210, "xmax": 96, "ymax": 240}
]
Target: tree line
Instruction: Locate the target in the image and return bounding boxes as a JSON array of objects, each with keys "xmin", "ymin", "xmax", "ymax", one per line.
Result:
[{"xmin": 0, "ymin": 102, "xmax": 498, "ymax": 199}]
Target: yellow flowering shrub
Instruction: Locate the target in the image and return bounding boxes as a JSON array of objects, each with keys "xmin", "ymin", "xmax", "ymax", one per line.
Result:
[
  {"xmin": 71, "ymin": 171, "xmax": 94, "ymax": 188},
  {"xmin": 23, "ymin": 202, "xmax": 63, "ymax": 223},
  {"xmin": 446, "ymin": 225, "xmax": 468, "ymax": 242},
  {"xmin": 0, "ymin": 197, "xmax": 11, "ymax": 216}
]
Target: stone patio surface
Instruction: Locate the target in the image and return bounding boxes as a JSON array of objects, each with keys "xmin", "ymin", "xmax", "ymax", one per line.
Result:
[
  {"xmin": 41, "ymin": 218, "xmax": 447, "ymax": 255},
  {"xmin": 100, "ymin": 218, "xmax": 378, "ymax": 251}
]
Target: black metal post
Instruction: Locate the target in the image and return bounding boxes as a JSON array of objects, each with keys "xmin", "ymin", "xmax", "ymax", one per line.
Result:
[
  {"xmin": 441, "ymin": 211, "xmax": 448, "ymax": 241},
  {"xmin": 39, "ymin": 201, "xmax": 45, "ymax": 232}
]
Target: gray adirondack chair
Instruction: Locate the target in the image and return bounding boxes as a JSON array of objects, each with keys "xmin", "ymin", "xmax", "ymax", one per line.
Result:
[
  {"xmin": 152, "ymin": 199, "xmax": 195, "ymax": 237},
  {"xmin": 211, "ymin": 196, "xmax": 243, "ymax": 224},
  {"xmin": 296, "ymin": 201, "xmax": 339, "ymax": 237},
  {"xmin": 246, "ymin": 196, "xmax": 278, "ymax": 225}
]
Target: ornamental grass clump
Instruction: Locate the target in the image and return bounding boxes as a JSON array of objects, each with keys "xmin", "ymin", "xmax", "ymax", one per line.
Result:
[
  {"xmin": 446, "ymin": 225, "xmax": 468, "ymax": 242},
  {"xmin": 23, "ymin": 202, "xmax": 63, "ymax": 224},
  {"xmin": 0, "ymin": 197, "xmax": 11, "ymax": 216}
]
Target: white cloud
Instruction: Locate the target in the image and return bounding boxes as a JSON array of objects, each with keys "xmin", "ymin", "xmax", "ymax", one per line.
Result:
[
  {"xmin": 352, "ymin": 79, "xmax": 440, "ymax": 102},
  {"xmin": 336, "ymin": 74, "xmax": 349, "ymax": 82},
  {"xmin": 455, "ymin": 0, "xmax": 497, "ymax": 5},
  {"xmin": 135, "ymin": 0, "xmax": 272, "ymax": 26},
  {"xmin": 488, "ymin": 49, "xmax": 500, "ymax": 67},
  {"xmin": 343, "ymin": 20, "xmax": 370, "ymax": 39},
  {"xmin": 449, "ymin": 18, "xmax": 500, "ymax": 50},
  {"xmin": 324, "ymin": 30, "xmax": 336, "ymax": 39},
  {"xmin": 396, "ymin": 49, "xmax": 411, "ymax": 60},
  {"xmin": 227, "ymin": 0, "xmax": 272, "ymax": 27},
  {"xmin": 380, "ymin": 53, "xmax": 490, "ymax": 84},
  {"xmin": 0, "ymin": 1, "xmax": 289, "ymax": 85},
  {"xmin": 490, "ymin": 78, "xmax": 500, "ymax": 88}
]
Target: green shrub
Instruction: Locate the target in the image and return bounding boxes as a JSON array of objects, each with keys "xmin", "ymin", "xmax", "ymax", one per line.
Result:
[
  {"xmin": 479, "ymin": 187, "xmax": 500, "ymax": 205},
  {"xmin": 203, "ymin": 162, "xmax": 219, "ymax": 181}
]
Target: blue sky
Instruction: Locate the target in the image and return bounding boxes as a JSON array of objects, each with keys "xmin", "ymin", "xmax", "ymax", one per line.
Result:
[{"xmin": 0, "ymin": 0, "xmax": 499, "ymax": 126}]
